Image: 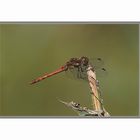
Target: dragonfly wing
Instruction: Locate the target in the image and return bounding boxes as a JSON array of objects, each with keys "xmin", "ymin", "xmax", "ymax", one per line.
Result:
[
  {"xmin": 95, "ymin": 67, "xmax": 108, "ymax": 77},
  {"xmin": 65, "ymin": 67, "xmax": 78, "ymax": 79},
  {"xmin": 89, "ymin": 57, "xmax": 104, "ymax": 69},
  {"xmin": 89, "ymin": 58, "xmax": 108, "ymax": 77},
  {"xmin": 66, "ymin": 66, "xmax": 88, "ymax": 81}
]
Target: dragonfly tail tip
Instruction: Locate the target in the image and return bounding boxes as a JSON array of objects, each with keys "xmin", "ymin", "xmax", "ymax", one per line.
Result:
[{"xmin": 29, "ymin": 80, "xmax": 36, "ymax": 85}]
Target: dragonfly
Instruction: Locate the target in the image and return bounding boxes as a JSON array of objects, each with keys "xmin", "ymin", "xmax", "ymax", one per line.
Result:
[{"xmin": 30, "ymin": 56, "xmax": 107, "ymax": 85}]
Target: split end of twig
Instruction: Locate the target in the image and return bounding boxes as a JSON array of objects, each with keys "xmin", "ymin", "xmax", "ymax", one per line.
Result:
[
  {"xmin": 58, "ymin": 99, "xmax": 109, "ymax": 117},
  {"xmin": 29, "ymin": 80, "xmax": 38, "ymax": 85}
]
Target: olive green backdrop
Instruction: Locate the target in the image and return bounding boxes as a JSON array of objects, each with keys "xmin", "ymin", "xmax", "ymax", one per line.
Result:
[{"xmin": 0, "ymin": 24, "xmax": 139, "ymax": 116}]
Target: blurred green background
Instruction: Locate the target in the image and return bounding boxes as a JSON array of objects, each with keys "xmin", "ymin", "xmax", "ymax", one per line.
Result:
[{"xmin": 0, "ymin": 24, "xmax": 139, "ymax": 116}]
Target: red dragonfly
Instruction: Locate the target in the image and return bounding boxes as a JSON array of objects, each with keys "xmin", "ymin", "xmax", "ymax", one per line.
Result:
[{"xmin": 30, "ymin": 56, "xmax": 106, "ymax": 84}]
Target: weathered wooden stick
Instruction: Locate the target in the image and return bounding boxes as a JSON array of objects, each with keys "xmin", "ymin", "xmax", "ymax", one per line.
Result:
[
  {"xmin": 87, "ymin": 65, "xmax": 103, "ymax": 111},
  {"xmin": 86, "ymin": 65, "xmax": 110, "ymax": 116}
]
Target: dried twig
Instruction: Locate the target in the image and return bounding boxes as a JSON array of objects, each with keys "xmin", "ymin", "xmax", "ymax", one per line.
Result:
[
  {"xmin": 58, "ymin": 100, "xmax": 105, "ymax": 116},
  {"xmin": 86, "ymin": 65, "xmax": 110, "ymax": 116},
  {"xmin": 87, "ymin": 66, "xmax": 102, "ymax": 111}
]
